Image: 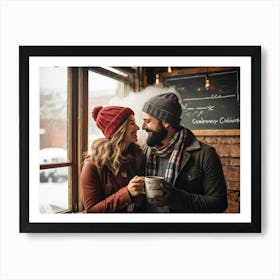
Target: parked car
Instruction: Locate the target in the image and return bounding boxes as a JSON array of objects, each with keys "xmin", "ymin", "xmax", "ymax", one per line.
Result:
[{"xmin": 40, "ymin": 147, "xmax": 68, "ymax": 183}]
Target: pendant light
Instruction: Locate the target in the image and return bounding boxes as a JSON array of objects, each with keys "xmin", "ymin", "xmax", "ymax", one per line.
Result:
[
  {"xmin": 205, "ymin": 67, "xmax": 211, "ymax": 90},
  {"xmin": 155, "ymin": 73, "xmax": 160, "ymax": 85}
]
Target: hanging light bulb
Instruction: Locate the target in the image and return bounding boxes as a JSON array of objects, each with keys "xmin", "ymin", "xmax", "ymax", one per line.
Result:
[
  {"xmin": 167, "ymin": 66, "xmax": 172, "ymax": 73},
  {"xmin": 205, "ymin": 67, "xmax": 211, "ymax": 90},
  {"xmin": 155, "ymin": 73, "xmax": 160, "ymax": 85}
]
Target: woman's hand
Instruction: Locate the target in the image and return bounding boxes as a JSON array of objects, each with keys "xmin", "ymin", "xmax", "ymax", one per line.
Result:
[{"xmin": 127, "ymin": 176, "xmax": 145, "ymax": 197}]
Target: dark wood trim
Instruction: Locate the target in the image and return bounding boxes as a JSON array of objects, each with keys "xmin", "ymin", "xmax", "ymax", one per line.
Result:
[
  {"xmin": 77, "ymin": 67, "xmax": 88, "ymax": 212},
  {"xmin": 40, "ymin": 162, "xmax": 71, "ymax": 170},
  {"xmin": 161, "ymin": 67, "xmax": 236, "ymax": 80},
  {"xmin": 68, "ymin": 67, "xmax": 79, "ymax": 213},
  {"xmin": 88, "ymin": 67, "xmax": 130, "ymax": 83},
  {"xmin": 113, "ymin": 67, "xmax": 136, "ymax": 74}
]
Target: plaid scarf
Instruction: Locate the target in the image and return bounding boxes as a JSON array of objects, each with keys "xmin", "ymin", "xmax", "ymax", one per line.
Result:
[{"xmin": 145, "ymin": 128, "xmax": 187, "ymax": 186}]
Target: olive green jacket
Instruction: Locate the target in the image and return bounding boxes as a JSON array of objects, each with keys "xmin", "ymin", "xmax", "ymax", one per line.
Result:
[{"xmin": 142, "ymin": 129, "xmax": 228, "ymax": 213}]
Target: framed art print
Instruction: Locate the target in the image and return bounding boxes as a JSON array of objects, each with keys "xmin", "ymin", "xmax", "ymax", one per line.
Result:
[{"xmin": 19, "ymin": 46, "xmax": 261, "ymax": 233}]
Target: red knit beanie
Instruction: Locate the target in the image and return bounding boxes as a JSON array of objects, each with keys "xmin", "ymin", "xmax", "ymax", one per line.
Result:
[{"xmin": 92, "ymin": 106, "xmax": 134, "ymax": 138}]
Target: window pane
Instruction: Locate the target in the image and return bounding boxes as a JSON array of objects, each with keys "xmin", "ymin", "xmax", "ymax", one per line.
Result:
[
  {"xmin": 40, "ymin": 67, "xmax": 68, "ymax": 157},
  {"xmin": 39, "ymin": 67, "xmax": 69, "ymax": 213},
  {"xmin": 39, "ymin": 147, "xmax": 67, "ymax": 165},
  {"xmin": 39, "ymin": 167, "xmax": 69, "ymax": 213},
  {"xmin": 88, "ymin": 71, "xmax": 128, "ymax": 145}
]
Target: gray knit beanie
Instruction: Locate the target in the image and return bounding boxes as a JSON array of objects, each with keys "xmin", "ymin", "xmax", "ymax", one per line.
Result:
[{"xmin": 142, "ymin": 92, "xmax": 182, "ymax": 127}]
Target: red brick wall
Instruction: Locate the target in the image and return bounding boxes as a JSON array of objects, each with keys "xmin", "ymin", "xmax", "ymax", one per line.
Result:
[
  {"xmin": 197, "ymin": 135, "xmax": 240, "ymax": 213},
  {"xmin": 40, "ymin": 119, "xmax": 67, "ymax": 149}
]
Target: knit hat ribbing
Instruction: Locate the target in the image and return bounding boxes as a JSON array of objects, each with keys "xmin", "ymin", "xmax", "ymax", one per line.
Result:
[
  {"xmin": 142, "ymin": 93, "xmax": 182, "ymax": 127},
  {"xmin": 92, "ymin": 106, "xmax": 134, "ymax": 138}
]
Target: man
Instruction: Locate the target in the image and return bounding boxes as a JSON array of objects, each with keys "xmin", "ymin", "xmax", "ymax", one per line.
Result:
[{"xmin": 141, "ymin": 92, "xmax": 228, "ymax": 213}]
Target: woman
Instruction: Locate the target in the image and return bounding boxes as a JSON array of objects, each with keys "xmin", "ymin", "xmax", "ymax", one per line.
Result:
[{"xmin": 80, "ymin": 105, "xmax": 145, "ymax": 213}]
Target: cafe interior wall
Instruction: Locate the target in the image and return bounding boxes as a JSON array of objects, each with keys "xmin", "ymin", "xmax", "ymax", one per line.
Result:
[{"xmin": 142, "ymin": 67, "xmax": 240, "ymax": 213}]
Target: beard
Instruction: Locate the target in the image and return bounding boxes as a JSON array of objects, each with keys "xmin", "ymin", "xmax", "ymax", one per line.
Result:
[{"xmin": 146, "ymin": 123, "xmax": 168, "ymax": 147}]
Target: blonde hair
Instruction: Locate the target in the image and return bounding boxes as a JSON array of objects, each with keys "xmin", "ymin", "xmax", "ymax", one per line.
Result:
[{"xmin": 86, "ymin": 118, "xmax": 142, "ymax": 176}]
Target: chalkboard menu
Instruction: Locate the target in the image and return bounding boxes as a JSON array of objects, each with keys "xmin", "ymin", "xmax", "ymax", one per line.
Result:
[{"xmin": 164, "ymin": 70, "xmax": 240, "ymax": 130}]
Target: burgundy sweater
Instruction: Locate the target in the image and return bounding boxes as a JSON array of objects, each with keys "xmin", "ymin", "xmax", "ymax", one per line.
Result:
[{"xmin": 80, "ymin": 159, "xmax": 133, "ymax": 213}]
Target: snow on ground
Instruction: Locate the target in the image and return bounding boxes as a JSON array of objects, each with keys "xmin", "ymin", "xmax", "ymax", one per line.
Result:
[{"xmin": 39, "ymin": 181, "xmax": 68, "ymax": 213}]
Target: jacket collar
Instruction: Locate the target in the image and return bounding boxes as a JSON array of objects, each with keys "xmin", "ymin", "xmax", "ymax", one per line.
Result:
[
  {"xmin": 185, "ymin": 138, "xmax": 200, "ymax": 151},
  {"xmin": 184, "ymin": 128, "xmax": 201, "ymax": 152},
  {"xmin": 175, "ymin": 129, "xmax": 201, "ymax": 182}
]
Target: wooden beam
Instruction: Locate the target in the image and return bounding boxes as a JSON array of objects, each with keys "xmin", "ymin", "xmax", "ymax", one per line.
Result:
[{"xmin": 193, "ymin": 129, "xmax": 240, "ymax": 136}]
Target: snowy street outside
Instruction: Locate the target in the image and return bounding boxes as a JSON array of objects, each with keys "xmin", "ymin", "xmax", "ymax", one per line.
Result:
[{"xmin": 39, "ymin": 181, "xmax": 68, "ymax": 213}]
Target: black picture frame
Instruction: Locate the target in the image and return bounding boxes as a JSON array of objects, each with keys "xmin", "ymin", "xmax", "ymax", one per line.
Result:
[{"xmin": 19, "ymin": 46, "xmax": 261, "ymax": 233}]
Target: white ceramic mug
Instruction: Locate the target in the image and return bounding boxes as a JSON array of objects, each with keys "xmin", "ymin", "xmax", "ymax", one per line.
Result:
[{"xmin": 144, "ymin": 176, "xmax": 165, "ymax": 198}]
